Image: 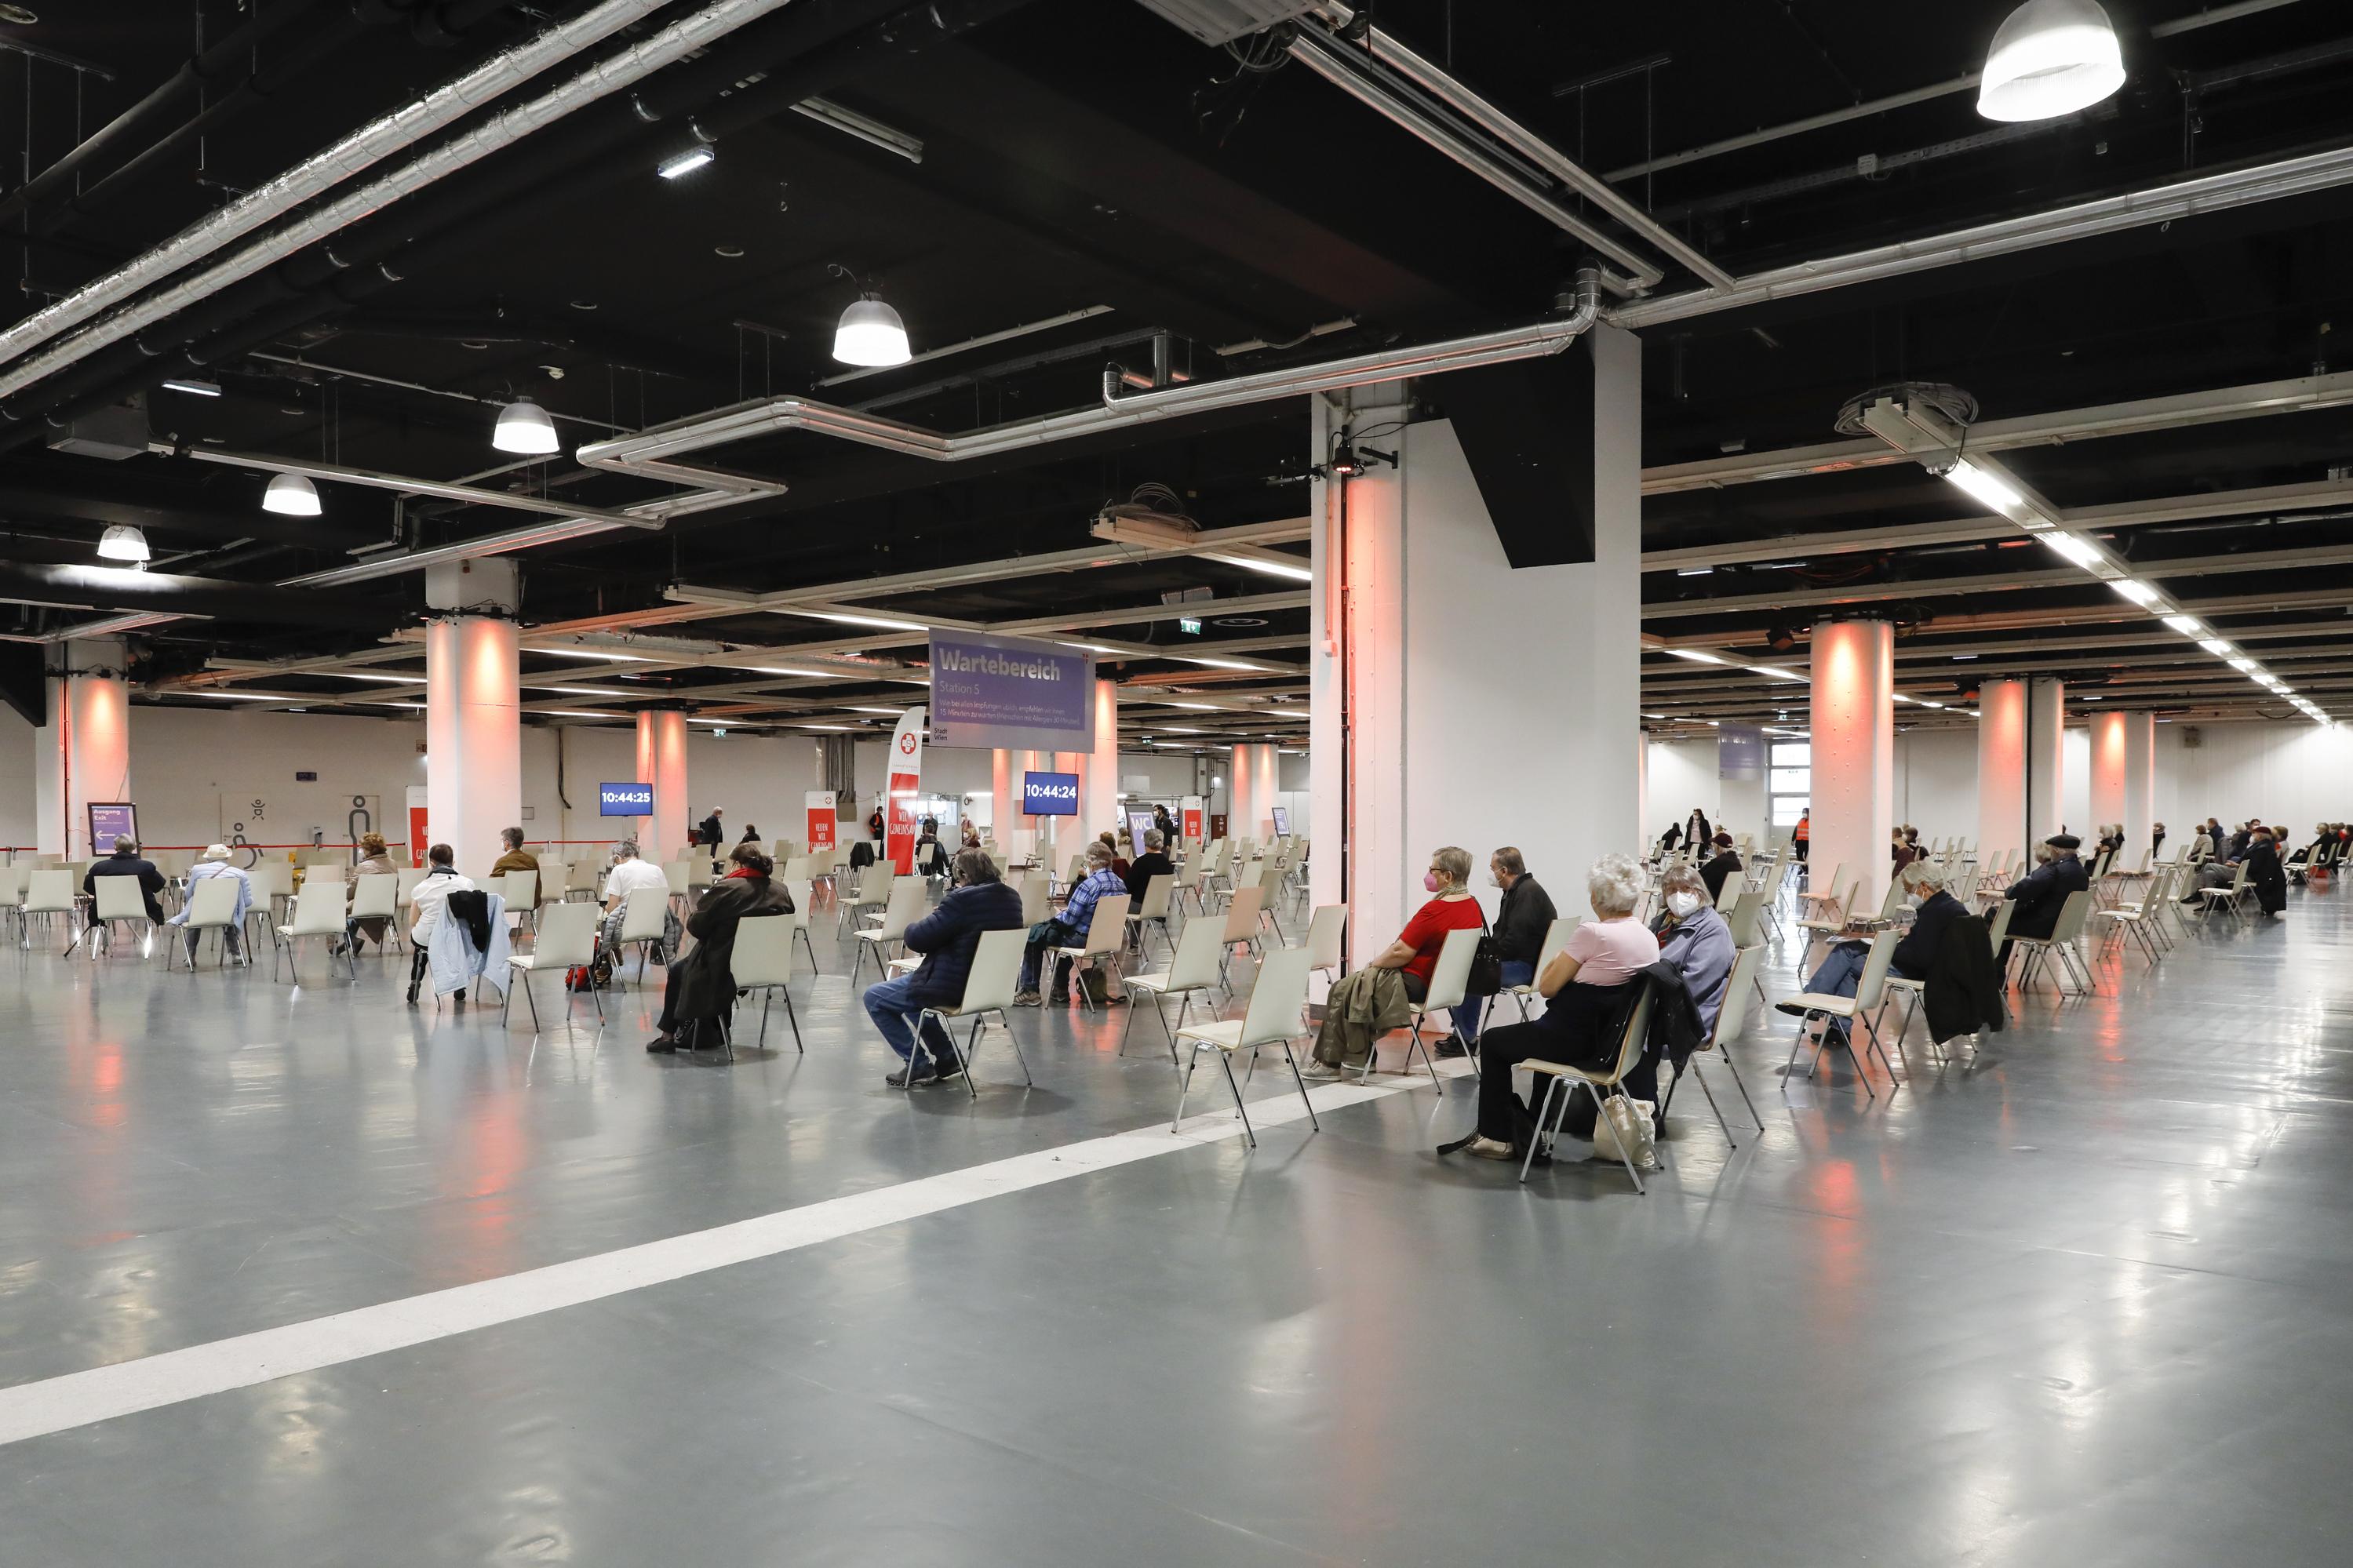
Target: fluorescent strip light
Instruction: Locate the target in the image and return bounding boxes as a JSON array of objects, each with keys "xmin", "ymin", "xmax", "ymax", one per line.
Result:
[
  {"xmin": 845, "ymin": 706, "xmax": 904, "ymax": 715},
  {"xmin": 1185, "ymin": 658, "xmax": 1257, "ymax": 669},
  {"xmin": 657, "ymin": 146, "xmax": 715, "ymax": 179},
  {"xmin": 2228, "ymin": 657, "xmax": 2258, "ymax": 672},
  {"xmin": 1158, "ymin": 726, "xmax": 1204, "ymax": 733},
  {"xmin": 796, "ymin": 724, "xmax": 859, "ymax": 730},
  {"xmin": 333, "ymin": 672, "xmax": 427, "ymax": 684},
  {"xmin": 749, "ymin": 667, "xmax": 832, "ymax": 678},
  {"xmin": 801, "ymin": 610, "xmax": 926, "ymax": 631},
  {"xmin": 206, "ymin": 692, "xmax": 286, "ymax": 700},
  {"xmin": 2162, "ymin": 614, "xmax": 2201, "ymax": 635},
  {"xmin": 2109, "ymin": 579, "xmax": 2159, "ymax": 606},
  {"xmin": 1675, "ymin": 566, "xmax": 1713, "ymax": 577},
  {"xmin": 1745, "ymin": 665, "xmax": 1806, "ymax": 680},
  {"xmin": 532, "ymin": 647, "xmax": 657, "ymax": 661},
  {"xmin": 1162, "ymin": 701, "xmax": 1220, "ymax": 709},
  {"xmin": 1058, "ymin": 642, "xmax": 1114, "ymax": 653},
  {"xmin": 2197, "ymin": 638, "xmax": 2231, "ymax": 657},
  {"xmin": 2040, "ymin": 532, "xmax": 2102, "ymax": 568},
  {"xmin": 1665, "ymin": 649, "xmax": 1723, "ymax": 664},
  {"xmin": 1921, "ymin": 700, "xmax": 1944, "ymax": 708},
  {"xmin": 1892, "ymin": 693, "xmax": 1917, "ymax": 704},
  {"xmin": 537, "ymin": 686, "xmax": 629, "ymax": 696},
  {"xmin": 161, "ymin": 377, "xmax": 221, "ymax": 396},
  {"xmin": 1944, "ymin": 459, "xmax": 2023, "ymax": 514},
  {"xmin": 1204, "ymin": 553, "xmax": 1313, "ymax": 581}
]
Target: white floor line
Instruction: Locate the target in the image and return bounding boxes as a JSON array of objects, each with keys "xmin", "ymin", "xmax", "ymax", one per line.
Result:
[{"xmin": 0, "ymin": 1055, "xmax": 1475, "ymax": 1448}]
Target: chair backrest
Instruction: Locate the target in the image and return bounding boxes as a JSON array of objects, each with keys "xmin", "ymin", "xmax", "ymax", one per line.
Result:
[
  {"xmin": 1219, "ymin": 884, "xmax": 1265, "ymax": 944},
  {"xmin": 2049, "ymin": 889, "xmax": 2095, "ymax": 943},
  {"xmin": 1065, "ymin": 853, "xmax": 1087, "ymax": 889},
  {"xmin": 184, "ymin": 874, "xmax": 241, "ymax": 929},
  {"xmin": 1422, "ymin": 924, "xmax": 1483, "ymax": 1011},
  {"xmin": 1852, "ymin": 930, "xmax": 1900, "ymax": 1008},
  {"xmin": 505, "ymin": 870, "xmax": 539, "ymax": 909},
  {"xmin": 619, "ymin": 886, "xmax": 670, "ymax": 942},
  {"xmin": 1255, "ymin": 864, "xmax": 1285, "ymax": 898},
  {"xmin": 1711, "ymin": 945, "xmax": 1764, "ymax": 1047},
  {"xmin": 530, "ymin": 901, "xmax": 600, "ymax": 967},
  {"xmin": 1985, "ymin": 897, "xmax": 2016, "ymax": 951},
  {"xmin": 396, "ymin": 866, "xmax": 428, "ymax": 908},
  {"xmin": 252, "ymin": 860, "xmax": 294, "ymax": 900},
  {"xmin": 2229, "ymin": 858, "xmax": 2251, "ymax": 891},
  {"xmin": 1727, "ymin": 883, "xmax": 1767, "ymax": 947},
  {"xmin": 1164, "ymin": 913, "xmax": 1229, "ymax": 990},
  {"xmin": 1816, "ymin": 862, "xmax": 1846, "ymax": 901},
  {"xmin": 728, "ymin": 914, "xmax": 794, "ymax": 987},
  {"xmin": 858, "ymin": 868, "xmax": 895, "ymax": 908},
  {"xmin": 1532, "ymin": 915, "xmax": 1579, "ymax": 975},
  {"xmin": 1136, "ymin": 873, "xmax": 1175, "ymax": 919},
  {"xmin": 778, "ymin": 858, "xmax": 811, "ymax": 886},
  {"xmin": 873, "ymin": 879, "xmax": 927, "ymax": 941},
  {"xmin": 350, "ymin": 873, "xmax": 398, "ymax": 919},
  {"xmin": 1018, "ymin": 875, "xmax": 1048, "ymax": 926},
  {"xmin": 1075, "ymin": 893, "xmax": 1130, "ymax": 954},
  {"xmin": 0, "ymin": 868, "xmax": 24, "ymax": 908},
  {"xmin": 1601, "ymin": 980, "xmax": 1657, "ymax": 1085},
  {"xmin": 1237, "ymin": 942, "xmax": 1316, "ymax": 1050},
  {"xmin": 957, "ymin": 926, "xmax": 1027, "ymax": 1014},
  {"xmin": 662, "ymin": 860, "xmax": 690, "ymax": 897},
  {"xmin": 307, "ymin": 860, "xmax": 348, "ymax": 884},
  {"xmin": 782, "ymin": 879, "xmax": 813, "ymax": 930},
  {"xmin": 24, "ymin": 869, "xmax": 74, "ymax": 913},
  {"xmin": 287, "ymin": 890, "xmax": 345, "ymax": 937},
  {"xmin": 93, "ymin": 875, "xmax": 149, "ymax": 921},
  {"xmin": 1878, "ymin": 876, "xmax": 1906, "ymax": 919},
  {"xmin": 1303, "ymin": 903, "xmax": 1346, "ymax": 970}
]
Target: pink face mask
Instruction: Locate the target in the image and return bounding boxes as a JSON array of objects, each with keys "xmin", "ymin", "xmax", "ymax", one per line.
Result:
[{"xmin": 1423, "ymin": 871, "xmax": 1444, "ymax": 893}]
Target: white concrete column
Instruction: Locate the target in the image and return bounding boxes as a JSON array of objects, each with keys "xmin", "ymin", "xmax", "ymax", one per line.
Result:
[
  {"xmin": 1309, "ymin": 326, "xmax": 1642, "ymax": 965},
  {"xmin": 1809, "ymin": 618, "xmax": 1895, "ymax": 916},
  {"xmin": 991, "ymin": 748, "xmax": 1017, "ymax": 855},
  {"xmin": 1090, "ymin": 678, "xmax": 1120, "ymax": 840},
  {"xmin": 2027, "ymin": 675, "xmax": 2067, "ymax": 844},
  {"xmin": 1977, "ymin": 678, "xmax": 2027, "ymax": 861},
  {"xmin": 1229, "ymin": 742, "xmax": 1277, "ymax": 842},
  {"xmin": 2088, "ymin": 708, "xmax": 2128, "ymax": 849},
  {"xmin": 2121, "ymin": 710, "xmax": 2156, "ymax": 866},
  {"xmin": 636, "ymin": 709, "xmax": 688, "ymax": 859},
  {"xmin": 34, "ymin": 637, "xmax": 129, "ymax": 858},
  {"xmin": 424, "ymin": 615, "xmax": 520, "ymax": 879}
]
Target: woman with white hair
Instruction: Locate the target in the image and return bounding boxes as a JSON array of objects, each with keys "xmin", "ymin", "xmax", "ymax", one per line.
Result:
[
  {"xmin": 1451, "ymin": 853, "xmax": 1659, "ymax": 1161},
  {"xmin": 166, "ymin": 843, "xmax": 253, "ymax": 965}
]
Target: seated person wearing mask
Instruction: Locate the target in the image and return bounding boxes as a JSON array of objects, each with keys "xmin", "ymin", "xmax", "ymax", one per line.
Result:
[
  {"xmin": 2000, "ymin": 834, "xmax": 2087, "ymax": 959},
  {"xmin": 1472, "ymin": 846, "xmax": 1556, "ymax": 1041},
  {"xmin": 166, "ymin": 843, "xmax": 253, "ymax": 964},
  {"xmin": 599, "ymin": 838, "xmax": 670, "ymax": 951},
  {"xmin": 1780, "ymin": 859, "xmax": 1969, "ymax": 1043},
  {"xmin": 1123, "ymin": 828, "xmax": 1176, "ymax": 949},
  {"xmin": 1304, "ymin": 846, "xmax": 1487, "ymax": 1074},
  {"xmin": 406, "ymin": 845, "xmax": 474, "ymax": 1004},
  {"xmin": 1449, "ymin": 854, "xmax": 1659, "ymax": 1160},
  {"xmin": 863, "ymin": 847, "xmax": 1025, "ymax": 1086}
]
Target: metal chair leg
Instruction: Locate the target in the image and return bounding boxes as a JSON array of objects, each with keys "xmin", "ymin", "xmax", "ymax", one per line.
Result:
[
  {"xmin": 1280, "ymin": 1039, "xmax": 1319, "ymax": 1129},
  {"xmin": 1519, "ymin": 1076, "xmax": 1566, "ymax": 1183},
  {"xmin": 1217, "ymin": 1049, "xmax": 1256, "ymax": 1146}
]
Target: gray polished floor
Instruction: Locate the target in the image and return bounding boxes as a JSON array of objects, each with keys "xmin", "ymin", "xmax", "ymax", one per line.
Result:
[{"xmin": 2, "ymin": 877, "xmax": 2349, "ymax": 1566}]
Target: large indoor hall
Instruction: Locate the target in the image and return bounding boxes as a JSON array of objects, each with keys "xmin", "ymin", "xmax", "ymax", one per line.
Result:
[{"xmin": 3, "ymin": 0, "xmax": 2353, "ymax": 1563}]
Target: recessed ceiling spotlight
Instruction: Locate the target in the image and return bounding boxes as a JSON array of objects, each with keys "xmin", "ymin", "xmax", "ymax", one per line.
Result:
[
  {"xmin": 714, "ymin": 245, "xmax": 745, "ymax": 258},
  {"xmin": 657, "ymin": 145, "xmax": 715, "ymax": 180},
  {"xmin": 161, "ymin": 377, "xmax": 220, "ymax": 397},
  {"xmin": 570, "ymin": 300, "xmax": 598, "ymax": 311}
]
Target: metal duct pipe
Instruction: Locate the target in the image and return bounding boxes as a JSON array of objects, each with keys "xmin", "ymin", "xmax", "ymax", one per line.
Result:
[
  {"xmin": 1359, "ymin": 27, "xmax": 1734, "ymax": 293},
  {"xmin": 0, "ymin": 0, "xmax": 332, "ymax": 230},
  {"xmin": 1284, "ymin": 25, "xmax": 1664, "ymax": 290},
  {"xmin": 0, "ymin": 0, "xmax": 693, "ymax": 378}
]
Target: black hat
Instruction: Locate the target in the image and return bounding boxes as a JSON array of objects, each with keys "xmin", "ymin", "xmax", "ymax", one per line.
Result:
[{"xmin": 2046, "ymin": 833, "xmax": 2082, "ymax": 849}]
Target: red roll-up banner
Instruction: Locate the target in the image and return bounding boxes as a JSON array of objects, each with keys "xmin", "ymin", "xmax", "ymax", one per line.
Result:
[
  {"xmin": 885, "ymin": 708, "xmax": 926, "ymax": 874},
  {"xmin": 805, "ymin": 790, "xmax": 838, "ymax": 853}
]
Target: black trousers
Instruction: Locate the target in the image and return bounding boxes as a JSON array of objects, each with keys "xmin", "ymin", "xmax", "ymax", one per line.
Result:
[
  {"xmin": 654, "ymin": 963, "xmax": 730, "ymax": 1042},
  {"xmin": 1475, "ymin": 981, "xmax": 1645, "ymax": 1142}
]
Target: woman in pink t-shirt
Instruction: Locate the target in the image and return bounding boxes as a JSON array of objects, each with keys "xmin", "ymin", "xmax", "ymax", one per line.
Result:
[{"xmin": 1451, "ymin": 852, "xmax": 1659, "ymax": 1160}]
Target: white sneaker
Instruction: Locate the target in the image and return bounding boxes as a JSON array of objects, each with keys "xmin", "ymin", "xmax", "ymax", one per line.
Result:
[{"xmin": 1297, "ymin": 1062, "xmax": 1342, "ymax": 1080}]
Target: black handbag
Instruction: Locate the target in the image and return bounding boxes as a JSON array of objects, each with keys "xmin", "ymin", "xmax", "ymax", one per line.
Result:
[{"xmin": 1466, "ymin": 908, "xmax": 1504, "ymax": 997}]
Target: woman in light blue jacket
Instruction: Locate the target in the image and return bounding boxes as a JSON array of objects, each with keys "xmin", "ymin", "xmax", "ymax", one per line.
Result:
[{"xmin": 166, "ymin": 844, "xmax": 253, "ymax": 964}]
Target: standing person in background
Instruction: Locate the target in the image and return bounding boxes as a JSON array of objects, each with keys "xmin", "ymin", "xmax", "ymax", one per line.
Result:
[
  {"xmin": 1153, "ymin": 803, "xmax": 1177, "ymax": 844},
  {"xmin": 698, "ymin": 807, "xmax": 725, "ymax": 874},
  {"xmin": 1793, "ymin": 809, "xmax": 1810, "ymax": 864},
  {"xmin": 2152, "ymin": 821, "xmax": 2168, "ymax": 860},
  {"xmin": 1681, "ymin": 807, "xmax": 1712, "ymax": 853},
  {"xmin": 868, "ymin": 803, "xmax": 885, "ymax": 842}
]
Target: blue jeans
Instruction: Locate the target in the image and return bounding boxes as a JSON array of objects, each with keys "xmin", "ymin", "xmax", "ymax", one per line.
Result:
[
  {"xmin": 1799, "ymin": 940, "xmax": 1868, "ymax": 1039},
  {"xmin": 1461, "ymin": 960, "xmax": 1535, "ymax": 1042},
  {"xmin": 862, "ymin": 971, "xmax": 956, "ymax": 1064}
]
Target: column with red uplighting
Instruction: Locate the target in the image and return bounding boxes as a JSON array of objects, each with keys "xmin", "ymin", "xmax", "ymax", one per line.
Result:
[{"xmin": 1809, "ymin": 617, "xmax": 1895, "ymax": 916}]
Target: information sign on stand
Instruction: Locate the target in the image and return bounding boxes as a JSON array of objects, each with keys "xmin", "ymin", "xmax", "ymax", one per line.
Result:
[
  {"xmin": 884, "ymin": 709, "xmax": 927, "ymax": 874},
  {"xmin": 87, "ymin": 802, "xmax": 137, "ymax": 853},
  {"xmin": 805, "ymin": 790, "xmax": 838, "ymax": 853}
]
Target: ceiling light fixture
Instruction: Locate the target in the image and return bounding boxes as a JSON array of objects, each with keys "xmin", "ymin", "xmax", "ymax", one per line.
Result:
[
  {"xmin": 657, "ymin": 145, "xmax": 715, "ymax": 180},
  {"xmin": 1977, "ymin": 0, "xmax": 2127, "ymax": 124},
  {"xmin": 798, "ymin": 610, "xmax": 924, "ymax": 631},
  {"xmin": 2227, "ymin": 657, "xmax": 2258, "ymax": 672},
  {"xmin": 845, "ymin": 706, "xmax": 905, "ymax": 715},
  {"xmin": 492, "ymin": 398, "xmax": 560, "ymax": 455},
  {"xmin": 2109, "ymin": 578, "xmax": 2158, "ymax": 606},
  {"xmin": 97, "ymin": 525, "xmax": 150, "ymax": 562},
  {"xmin": 1943, "ymin": 458, "xmax": 2024, "ymax": 515},
  {"xmin": 2198, "ymin": 638, "xmax": 2232, "ymax": 657},
  {"xmin": 262, "ymin": 472, "xmax": 321, "ymax": 515},
  {"xmin": 1745, "ymin": 665, "xmax": 1808, "ymax": 681},
  {"xmin": 161, "ymin": 377, "xmax": 221, "ymax": 396},
  {"xmin": 2040, "ymin": 531, "xmax": 2103, "ymax": 568},
  {"xmin": 1665, "ymin": 649, "xmax": 1724, "ymax": 664},
  {"xmin": 2162, "ymin": 614, "xmax": 2202, "ymax": 635},
  {"xmin": 1203, "ymin": 552, "xmax": 1313, "ymax": 581},
  {"xmin": 832, "ymin": 292, "xmax": 911, "ymax": 368},
  {"xmin": 1185, "ymin": 657, "xmax": 1258, "ymax": 670}
]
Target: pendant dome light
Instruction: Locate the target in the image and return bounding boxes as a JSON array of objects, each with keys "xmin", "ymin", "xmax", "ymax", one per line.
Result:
[
  {"xmin": 832, "ymin": 293, "xmax": 911, "ymax": 367},
  {"xmin": 263, "ymin": 472, "xmax": 322, "ymax": 516},
  {"xmin": 97, "ymin": 524, "xmax": 150, "ymax": 562},
  {"xmin": 493, "ymin": 396, "xmax": 561, "ymax": 454},
  {"xmin": 1977, "ymin": 0, "xmax": 2125, "ymax": 122}
]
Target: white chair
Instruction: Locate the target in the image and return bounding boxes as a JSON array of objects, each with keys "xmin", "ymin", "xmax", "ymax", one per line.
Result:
[
  {"xmin": 249, "ymin": 860, "xmax": 295, "ymax": 943},
  {"xmin": 0, "ymin": 863, "xmax": 24, "ymax": 944},
  {"xmin": 2194, "ymin": 859, "xmax": 2253, "ymax": 921},
  {"xmin": 503, "ymin": 902, "xmax": 603, "ymax": 1031},
  {"xmin": 1660, "ymin": 944, "xmax": 1766, "ymax": 1145},
  {"xmin": 1506, "ymin": 916, "xmax": 1579, "ymax": 1021},
  {"xmin": 909, "ymin": 926, "xmax": 1031, "ymax": 1098},
  {"xmin": 1121, "ymin": 915, "xmax": 1228, "ymax": 1059},
  {"xmin": 173, "ymin": 875, "xmax": 244, "ymax": 970},
  {"xmin": 851, "ymin": 879, "xmax": 929, "ymax": 985},
  {"xmin": 1386, "ymin": 924, "xmax": 1480, "ymax": 1092},
  {"xmin": 2012, "ymin": 890, "xmax": 2096, "ymax": 995},
  {"xmin": 275, "ymin": 890, "xmax": 355, "ymax": 982},
  {"xmin": 86, "ymin": 875, "xmax": 158, "ymax": 960},
  {"xmin": 1520, "ymin": 978, "xmax": 1659, "ymax": 1191},
  {"xmin": 1215, "ymin": 883, "xmax": 1266, "ymax": 999},
  {"xmin": 730, "ymin": 915, "xmax": 802, "ymax": 1055},
  {"xmin": 1302, "ymin": 903, "xmax": 1346, "ymax": 984},
  {"xmin": 662, "ymin": 858, "xmax": 694, "ymax": 914},
  {"xmin": 614, "ymin": 888, "xmax": 671, "ymax": 984},
  {"xmin": 21, "ymin": 869, "xmax": 76, "ymax": 951},
  {"xmin": 781, "ymin": 877, "xmax": 819, "ymax": 973},
  {"xmin": 349, "ymin": 873, "xmax": 400, "ymax": 955},
  {"xmin": 1054, "ymin": 893, "xmax": 1131, "ymax": 1012},
  {"xmin": 1171, "ymin": 943, "xmax": 1319, "ymax": 1146},
  {"xmin": 839, "ymin": 866, "xmax": 894, "ymax": 936},
  {"xmin": 1126, "ymin": 872, "xmax": 1175, "ymax": 957},
  {"xmin": 1017, "ymin": 872, "xmax": 1049, "ymax": 929},
  {"xmin": 1778, "ymin": 929, "xmax": 1900, "ymax": 1097},
  {"xmin": 1173, "ymin": 857, "xmax": 1205, "ymax": 916}
]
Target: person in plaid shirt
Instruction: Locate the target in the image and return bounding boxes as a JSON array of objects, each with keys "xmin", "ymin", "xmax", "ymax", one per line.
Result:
[{"xmin": 1016, "ymin": 839, "xmax": 1127, "ymax": 1005}]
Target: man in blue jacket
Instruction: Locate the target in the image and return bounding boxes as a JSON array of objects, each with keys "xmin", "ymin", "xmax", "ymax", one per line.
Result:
[{"xmin": 863, "ymin": 847, "xmax": 1024, "ymax": 1086}]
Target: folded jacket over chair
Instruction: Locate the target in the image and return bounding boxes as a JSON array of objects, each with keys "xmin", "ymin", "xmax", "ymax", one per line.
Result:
[
  {"xmin": 1313, "ymin": 966, "xmax": 1412, "ymax": 1065},
  {"xmin": 426, "ymin": 890, "xmax": 512, "ymax": 999}
]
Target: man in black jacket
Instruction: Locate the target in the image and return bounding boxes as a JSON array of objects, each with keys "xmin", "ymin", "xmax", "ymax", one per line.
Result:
[
  {"xmin": 1999, "ymin": 834, "xmax": 2089, "ymax": 958},
  {"xmin": 84, "ymin": 838, "xmax": 166, "ymax": 931},
  {"xmin": 1465, "ymin": 847, "xmax": 1557, "ymax": 1044},
  {"xmin": 1699, "ymin": 833, "xmax": 1743, "ymax": 905},
  {"xmin": 649, "ymin": 844, "xmax": 792, "ymax": 1054},
  {"xmin": 863, "ymin": 848, "xmax": 1024, "ymax": 1085},
  {"xmin": 1889, "ymin": 860, "xmax": 1968, "ymax": 979},
  {"xmin": 1123, "ymin": 829, "xmax": 1176, "ymax": 950},
  {"xmin": 697, "ymin": 808, "xmax": 724, "ymax": 874}
]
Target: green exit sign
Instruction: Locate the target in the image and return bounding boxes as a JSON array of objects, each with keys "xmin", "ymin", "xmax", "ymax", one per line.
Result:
[{"xmin": 1179, "ymin": 618, "xmax": 1201, "ymax": 635}]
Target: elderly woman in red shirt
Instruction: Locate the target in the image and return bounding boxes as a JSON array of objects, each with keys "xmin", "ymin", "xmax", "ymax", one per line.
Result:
[{"xmin": 1304, "ymin": 845, "xmax": 1485, "ymax": 1075}]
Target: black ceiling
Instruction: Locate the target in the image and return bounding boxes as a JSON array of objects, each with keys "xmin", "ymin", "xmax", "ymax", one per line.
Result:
[{"xmin": 0, "ymin": 0, "xmax": 2348, "ymax": 741}]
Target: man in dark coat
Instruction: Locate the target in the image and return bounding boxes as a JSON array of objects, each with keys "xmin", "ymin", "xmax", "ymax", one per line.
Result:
[
  {"xmin": 697, "ymin": 808, "xmax": 725, "ymax": 874},
  {"xmin": 1998, "ymin": 834, "xmax": 2090, "ymax": 958},
  {"xmin": 1123, "ymin": 829, "xmax": 1177, "ymax": 950},
  {"xmin": 648, "ymin": 843, "xmax": 792, "ymax": 1054},
  {"xmin": 1699, "ymin": 833, "xmax": 1743, "ymax": 906},
  {"xmin": 864, "ymin": 847, "xmax": 1024, "ymax": 1085},
  {"xmin": 83, "ymin": 837, "xmax": 166, "ymax": 927},
  {"xmin": 2246, "ymin": 828, "xmax": 2288, "ymax": 918}
]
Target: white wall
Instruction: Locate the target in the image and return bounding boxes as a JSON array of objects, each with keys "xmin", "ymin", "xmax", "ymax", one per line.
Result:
[
  {"xmin": 0, "ymin": 704, "xmax": 34, "ymax": 851},
  {"xmin": 1645, "ymin": 737, "xmax": 1718, "ymax": 844},
  {"xmin": 2062, "ymin": 725, "xmax": 2090, "ymax": 837},
  {"xmin": 1892, "ymin": 729, "xmax": 1979, "ymax": 841},
  {"xmin": 2156, "ymin": 717, "xmax": 2353, "ymax": 841}
]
